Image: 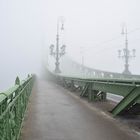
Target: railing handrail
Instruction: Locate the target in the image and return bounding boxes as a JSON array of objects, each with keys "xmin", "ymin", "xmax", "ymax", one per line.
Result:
[
  {"xmin": 53, "ymin": 72, "xmax": 140, "ymax": 86},
  {"xmin": 56, "ymin": 56, "xmax": 140, "ymax": 80},
  {"xmin": 0, "ymin": 76, "xmax": 32, "ymax": 103}
]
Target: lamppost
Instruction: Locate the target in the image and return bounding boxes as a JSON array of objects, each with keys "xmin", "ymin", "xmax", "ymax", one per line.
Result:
[
  {"xmin": 118, "ymin": 25, "xmax": 136, "ymax": 75},
  {"xmin": 80, "ymin": 47, "xmax": 85, "ymax": 72},
  {"xmin": 50, "ymin": 17, "xmax": 66, "ymax": 73}
]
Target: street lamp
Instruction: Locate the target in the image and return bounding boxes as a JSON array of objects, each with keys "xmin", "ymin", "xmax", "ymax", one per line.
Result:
[
  {"xmin": 50, "ymin": 17, "xmax": 66, "ymax": 73},
  {"xmin": 118, "ymin": 25, "xmax": 136, "ymax": 75},
  {"xmin": 80, "ymin": 47, "xmax": 85, "ymax": 77},
  {"xmin": 80, "ymin": 47, "xmax": 84, "ymax": 68}
]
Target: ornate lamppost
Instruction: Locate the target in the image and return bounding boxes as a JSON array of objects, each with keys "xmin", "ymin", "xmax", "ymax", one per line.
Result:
[
  {"xmin": 118, "ymin": 25, "xmax": 136, "ymax": 75},
  {"xmin": 50, "ymin": 17, "xmax": 66, "ymax": 73}
]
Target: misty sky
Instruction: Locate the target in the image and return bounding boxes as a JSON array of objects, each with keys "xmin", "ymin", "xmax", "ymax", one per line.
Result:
[{"xmin": 0, "ymin": 0, "xmax": 140, "ymax": 90}]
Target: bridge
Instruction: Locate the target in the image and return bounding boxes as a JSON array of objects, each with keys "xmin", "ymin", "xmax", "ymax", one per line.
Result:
[
  {"xmin": 1, "ymin": 56, "xmax": 140, "ymax": 140},
  {"xmin": 1, "ymin": 0, "xmax": 140, "ymax": 139}
]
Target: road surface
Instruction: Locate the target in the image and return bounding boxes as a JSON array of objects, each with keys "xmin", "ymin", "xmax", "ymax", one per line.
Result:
[{"xmin": 21, "ymin": 79, "xmax": 139, "ymax": 140}]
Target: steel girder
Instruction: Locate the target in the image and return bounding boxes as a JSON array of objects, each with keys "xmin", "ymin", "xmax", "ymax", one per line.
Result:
[{"xmin": 54, "ymin": 74, "xmax": 140, "ymax": 117}]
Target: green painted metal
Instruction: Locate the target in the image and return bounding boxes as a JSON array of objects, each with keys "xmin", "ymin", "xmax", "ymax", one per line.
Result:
[
  {"xmin": 111, "ymin": 86, "xmax": 140, "ymax": 116},
  {"xmin": 80, "ymin": 83, "xmax": 89, "ymax": 97},
  {"xmin": 0, "ymin": 75, "xmax": 34, "ymax": 140},
  {"xmin": 92, "ymin": 82, "xmax": 135, "ymax": 97},
  {"xmin": 48, "ymin": 71, "xmax": 140, "ymax": 116}
]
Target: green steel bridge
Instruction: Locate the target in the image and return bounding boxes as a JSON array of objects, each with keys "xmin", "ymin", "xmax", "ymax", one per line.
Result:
[
  {"xmin": 1, "ymin": 57, "xmax": 140, "ymax": 139},
  {"xmin": 46, "ymin": 56, "xmax": 140, "ymax": 117}
]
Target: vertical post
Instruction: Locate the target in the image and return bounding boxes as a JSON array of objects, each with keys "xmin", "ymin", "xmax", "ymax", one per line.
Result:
[
  {"xmin": 88, "ymin": 83, "xmax": 93, "ymax": 101},
  {"xmin": 123, "ymin": 28, "xmax": 130, "ymax": 74},
  {"xmin": 101, "ymin": 92, "xmax": 107, "ymax": 101},
  {"xmin": 55, "ymin": 21, "xmax": 61, "ymax": 73},
  {"xmin": 118, "ymin": 25, "xmax": 136, "ymax": 75},
  {"xmin": 70, "ymin": 80, "xmax": 75, "ymax": 91},
  {"xmin": 15, "ymin": 77, "xmax": 20, "ymax": 85},
  {"xmin": 50, "ymin": 17, "xmax": 66, "ymax": 73},
  {"xmin": 80, "ymin": 47, "xmax": 85, "ymax": 77}
]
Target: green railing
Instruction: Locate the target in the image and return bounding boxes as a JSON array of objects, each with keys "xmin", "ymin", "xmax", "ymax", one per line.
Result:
[
  {"xmin": 53, "ymin": 56, "xmax": 140, "ymax": 80},
  {"xmin": 0, "ymin": 75, "xmax": 34, "ymax": 140}
]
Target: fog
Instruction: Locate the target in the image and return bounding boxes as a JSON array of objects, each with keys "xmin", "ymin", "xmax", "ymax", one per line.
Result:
[{"xmin": 0, "ymin": 0, "xmax": 140, "ymax": 90}]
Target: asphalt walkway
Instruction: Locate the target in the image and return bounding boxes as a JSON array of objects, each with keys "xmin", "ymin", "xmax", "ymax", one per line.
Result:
[{"xmin": 21, "ymin": 79, "xmax": 139, "ymax": 140}]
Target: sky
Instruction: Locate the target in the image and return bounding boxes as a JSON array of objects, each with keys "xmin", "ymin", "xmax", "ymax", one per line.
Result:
[{"xmin": 0, "ymin": 0, "xmax": 140, "ymax": 90}]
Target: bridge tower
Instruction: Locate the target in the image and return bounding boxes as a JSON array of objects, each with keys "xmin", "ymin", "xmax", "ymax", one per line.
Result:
[{"xmin": 118, "ymin": 25, "xmax": 136, "ymax": 75}]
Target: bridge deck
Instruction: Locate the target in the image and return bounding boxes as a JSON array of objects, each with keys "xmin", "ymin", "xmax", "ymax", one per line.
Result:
[{"xmin": 21, "ymin": 79, "xmax": 138, "ymax": 140}]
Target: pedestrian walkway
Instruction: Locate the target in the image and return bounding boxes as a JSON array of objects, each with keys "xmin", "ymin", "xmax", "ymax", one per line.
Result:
[{"xmin": 21, "ymin": 79, "xmax": 139, "ymax": 140}]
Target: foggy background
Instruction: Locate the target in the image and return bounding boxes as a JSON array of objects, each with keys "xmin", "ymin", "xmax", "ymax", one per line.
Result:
[{"xmin": 0, "ymin": 0, "xmax": 140, "ymax": 90}]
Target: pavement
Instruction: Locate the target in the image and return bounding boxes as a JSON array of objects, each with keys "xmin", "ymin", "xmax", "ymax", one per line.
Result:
[{"xmin": 21, "ymin": 79, "xmax": 140, "ymax": 140}]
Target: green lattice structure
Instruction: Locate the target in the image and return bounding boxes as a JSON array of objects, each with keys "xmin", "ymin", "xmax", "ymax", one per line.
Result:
[
  {"xmin": 47, "ymin": 69, "xmax": 140, "ymax": 117},
  {"xmin": 0, "ymin": 75, "xmax": 34, "ymax": 140}
]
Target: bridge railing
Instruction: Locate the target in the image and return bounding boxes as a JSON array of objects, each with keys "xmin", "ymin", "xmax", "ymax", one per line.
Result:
[
  {"xmin": 59, "ymin": 57, "xmax": 140, "ymax": 80},
  {"xmin": 71, "ymin": 63, "xmax": 140, "ymax": 80},
  {"xmin": 0, "ymin": 75, "xmax": 34, "ymax": 140}
]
